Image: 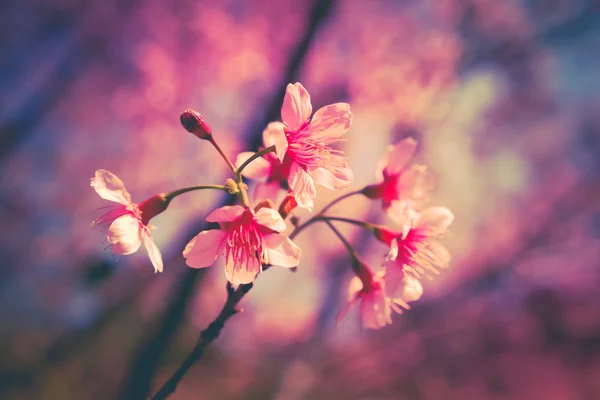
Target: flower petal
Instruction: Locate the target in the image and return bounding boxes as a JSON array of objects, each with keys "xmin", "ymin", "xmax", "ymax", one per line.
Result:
[
  {"xmin": 107, "ymin": 214, "xmax": 143, "ymax": 255},
  {"xmin": 143, "ymin": 229, "xmax": 163, "ymax": 273},
  {"xmin": 360, "ymin": 290, "xmax": 391, "ymax": 330},
  {"xmin": 386, "ymin": 201, "xmax": 413, "ymax": 236},
  {"xmin": 282, "ymin": 82, "xmax": 312, "ymax": 131},
  {"xmin": 347, "ymin": 276, "xmax": 364, "ymax": 300},
  {"xmin": 305, "ymin": 103, "xmax": 352, "ymax": 140},
  {"xmin": 183, "ymin": 229, "xmax": 226, "ymax": 269},
  {"xmin": 206, "ymin": 205, "xmax": 246, "ymax": 223},
  {"xmin": 262, "ymin": 122, "xmax": 289, "ymax": 162},
  {"xmin": 426, "ymin": 239, "xmax": 452, "ymax": 269},
  {"xmin": 399, "ymin": 275, "xmax": 423, "ymax": 303},
  {"xmin": 415, "ymin": 207, "xmax": 454, "ymax": 236},
  {"xmin": 384, "ymin": 138, "xmax": 417, "ymax": 175},
  {"xmin": 397, "ymin": 164, "xmax": 436, "ymax": 206},
  {"xmin": 263, "ymin": 233, "xmax": 301, "ymax": 268},
  {"xmin": 253, "ymin": 182, "xmax": 283, "ymax": 203},
  {"xmin": 309, "ymin": 155, "xmax": 353, "ymax": 190},
  {"xmin": 235, "ymin": 152, "xmax": 271, "ymax": 182},
  {"xmin": 225, "ymin": 254, "xmax": 261, "ymax": 285},
  {"xmin": 91, "ymin": 169, "xmax": 132, "ymax": 205},
  {"xmin": 383, "ymin": 265, "xmax": 405, "ymax": 299},
  {"xmin": 254, "ymin": 208, "xmax": 287, "ymax": 232},
  {"xmin": 289, "ymin": 161, "xmax": 316, "ymax": 211}
]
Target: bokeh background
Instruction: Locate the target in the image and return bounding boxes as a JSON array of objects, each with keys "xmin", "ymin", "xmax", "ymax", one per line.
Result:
[{"xmin": 2, "ymin": 0, "xmax": 600, "ymax": 399}]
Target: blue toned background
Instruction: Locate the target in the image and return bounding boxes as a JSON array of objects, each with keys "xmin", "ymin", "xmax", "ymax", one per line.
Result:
[{"xmin": 1, "ymin": 0, "xmax": 600, "ymax": 399}]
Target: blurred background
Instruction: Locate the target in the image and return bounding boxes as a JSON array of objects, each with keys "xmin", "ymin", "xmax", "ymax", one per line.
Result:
[{"xmin": 1, "ymin": 0, "xmax": 600, "ymax": 399}]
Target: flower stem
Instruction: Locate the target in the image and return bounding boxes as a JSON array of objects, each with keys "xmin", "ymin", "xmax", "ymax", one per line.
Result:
[
  {"xmin": 323, "ymin": 220, "xmax": 357, "ymax": 258},
  {"xmin": 164, "ymin": 185, "xmax": 229, "ymax": 202},
  {"xmin": 208, "ymin": 137, "xmax": 237, "ymax": 173},
  {"xmin": 320, "ymin": 216, "xmax": 377, "ymax": 232},
  {"xmin": 288, "ymin": 190, "xmax": 363, "ymax": 240},
  {"xmin": 236, "ymin": 145, "xmax": 276, "ymax": 176},
  {"xmin": 149, "ymin": 283, "xmax": 253, "ymax": 400}
]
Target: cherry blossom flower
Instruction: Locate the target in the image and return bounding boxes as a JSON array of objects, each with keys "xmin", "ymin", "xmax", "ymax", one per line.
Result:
[
  {"xmin": 183, "ymin": 205, "xmax": 302, "ymax": 285},
  {"xmin": 251, "ymin": 82, "xmax": 354, "ymax": 210},
  {"xmin": 338, "ymin": 268, "xmax": 392, "ymax": 330},
  {"xmin": 90, "ymin": 169, "xmax": 165, "ymax": 273},
  {"xmin": 362, "ymin": 138, "xmax": 435, "ymax": 225},
  {"xmin": 375, "ymin": 206, "xmax": 454, "ymax": 291}
]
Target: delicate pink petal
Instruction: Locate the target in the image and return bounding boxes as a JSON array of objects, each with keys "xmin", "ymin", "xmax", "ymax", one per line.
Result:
[
  {"xmin": 415, "ymin": 207, "xmax": 454, "ymax": 236},
  {"xmin": 426, "ymin": 239, "xmax": 452, "ymax": 269},
  {"xmin": 309, "ymin": 155, "xmax": 353, "ymax": 190},
  {"xmin": 385, "ymin": 239, "xmax": 400, "ymax": 262},
  {"xmin": 384, "ymin": 138, "xmax": 417, "ymax": 175},
  {"xmin": 399, "ymin": 275, "xmax": 423, "ymax": 303},
  {"xmin": 235, "ymin": 152, "xmax": 271, "ymax": 182},
  {"xmin": 397, "ymin": 164, "xmax": 436, "ymax": 206},
  {"xmin": 336, "ymin": 296, "xmax": 359, "ymax": 326},
  {"xmin": 225, "ymin": 254, "xmax": 261, "ymax": 285},
  {"xmin": 305, "ymin": 103, "xmax": 352, "ymax": 140},
  {"xmin": 107, "ymin": 215, "xmax": 143, "ymax": 255},
  {"xmin": 262, "ymin": 122, "xmax": 289, "ymax": 162},
  {"xmin": 347, "ymin": 276, "xmax": 364, "ymax": 300},
  {"xmin": 360, "ymin": 291, "xmax": 391, "ymax": 330},
  {"xmin": 383, "ymin": 265, "xmax": 405, "ymax": 298},
  {"xmin": 253, "ymin": 182, "xmax": 282, "ymax": 203},
  {"xmin": 282, "ymin": 82, "xmax": 312, "ymax": 131},
  {"xmin": 254, "ymin": 208, "xmax": 287, "ymax": 232},
  {"xmin": 288, "ymin": 161, "xmax": 316, "ymax": 211},
  {"xmin": 142, "ymin": 229, "xmax": 163, "ymax": 273},
  {"xmin": 90, "ymin": 169, "xmax": 132, "ymax": 205},
  {"xmin": 263, "ymin": 233, "xmax": 301, "ymax": 268},
  {"xmin": 386, "ymin": 201, "xmax": 412, "ymax": 236},
  {"xmin": 206, "ymin": 205, "xmax": 246, "ymax": 223},
  {"xmin": 183, "ymin": 230, "xmax": 226, "ymax": 269}
]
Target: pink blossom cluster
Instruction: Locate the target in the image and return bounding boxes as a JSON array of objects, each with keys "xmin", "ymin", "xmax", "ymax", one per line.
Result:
[{"xmin": 90, "ymin": 82, "xmax": 454, "ymax": 330}]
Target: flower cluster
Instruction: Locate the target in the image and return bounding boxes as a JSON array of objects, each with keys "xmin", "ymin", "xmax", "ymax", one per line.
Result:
[{"xmin": 90, "ymin": 82, "xmax": 454, "ymax": 330}]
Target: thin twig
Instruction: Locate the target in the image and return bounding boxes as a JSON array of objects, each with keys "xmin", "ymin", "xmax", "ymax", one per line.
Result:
[{"xmin": 149, "ymin": 283, "xmax": 253, "ymax": 400}]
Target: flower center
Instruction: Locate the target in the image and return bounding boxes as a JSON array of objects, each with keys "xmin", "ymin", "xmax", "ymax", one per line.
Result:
[
  {"xmin": 92, "ymin": 204, "xmax": 141, "ymax": 228},
  {"xmin": 223, "ymin": 210, "xmax": 265, "ymax": 267},
  {"xmin": 285, "ymin": 124, "xmax": 343, "ymax": 169}
]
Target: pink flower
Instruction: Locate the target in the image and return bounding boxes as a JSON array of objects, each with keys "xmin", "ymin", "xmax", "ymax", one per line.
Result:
[
  {"xmin": 234, "ymin": 125, "xmax": 294, "ymax": 202},
  {"xmin": 375, "ymin": 207, "xmax": 454, "ymax": 290},
  {"xmin": 363, "ymin": 138, "xmax": 435, "ymax": 225},
  {"xmin": 340, "ymin": 272, "xmax": 392, "ymax": 330},
  {"xmin": 90, "ymin": 169, "xmax": 165, "ymax": 273},
  {"xmin": 252, "ymin": 82, "xmax": 354, "ymax": 210},
  {"xmin": 183, "ymin": 205, "xmax": 302, "ymax": 285}
]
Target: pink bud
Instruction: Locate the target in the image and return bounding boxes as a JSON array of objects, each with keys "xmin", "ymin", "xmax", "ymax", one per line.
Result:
[
  {"xmin": 361, "ymin": 183, "xmax": 385, "ymax": 199},
  {"xmin": 180, "ymin": 109, "xmax": 212, "ymax": 140}
]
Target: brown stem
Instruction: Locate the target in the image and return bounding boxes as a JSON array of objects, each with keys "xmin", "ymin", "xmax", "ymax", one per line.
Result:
[{"xmin": 149, "ymin": 283, "xmax": 253, "ymax": 400}]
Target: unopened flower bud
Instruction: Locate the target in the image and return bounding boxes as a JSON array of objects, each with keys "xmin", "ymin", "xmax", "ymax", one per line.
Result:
[
  {"xmin": 180, "ymin": 109, "xmax": 212, "ymax": 140},
  {"xmin": 278, "ymin": 193, "xmax": 298, "ymax": 219},
  {"xmin": 138, "ymin": 194, "xmax": 171, "ymax": 225},
  {"xmin": 360, "ymin": 183, "xmax": 385, "ymax": 199}
]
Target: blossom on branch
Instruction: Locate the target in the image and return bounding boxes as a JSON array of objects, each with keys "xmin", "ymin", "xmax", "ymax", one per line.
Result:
[
  {"xmin": 90, "ymin": 169, "xmax": 165, "ymax": 272},
  {"xmin": 256, "ymin": 82, "xmax": 354, "ymax": 210},
  {"xmin": 375, "ymin": 206, "xmax": 454, "ymax": 292},
  {"xmin": 363, "ymin": 138, "xmax": 435, "ymax": 225},
  {"xmin": 183, "ymin": 205, "xmax": 301, "ymax": 285}
]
